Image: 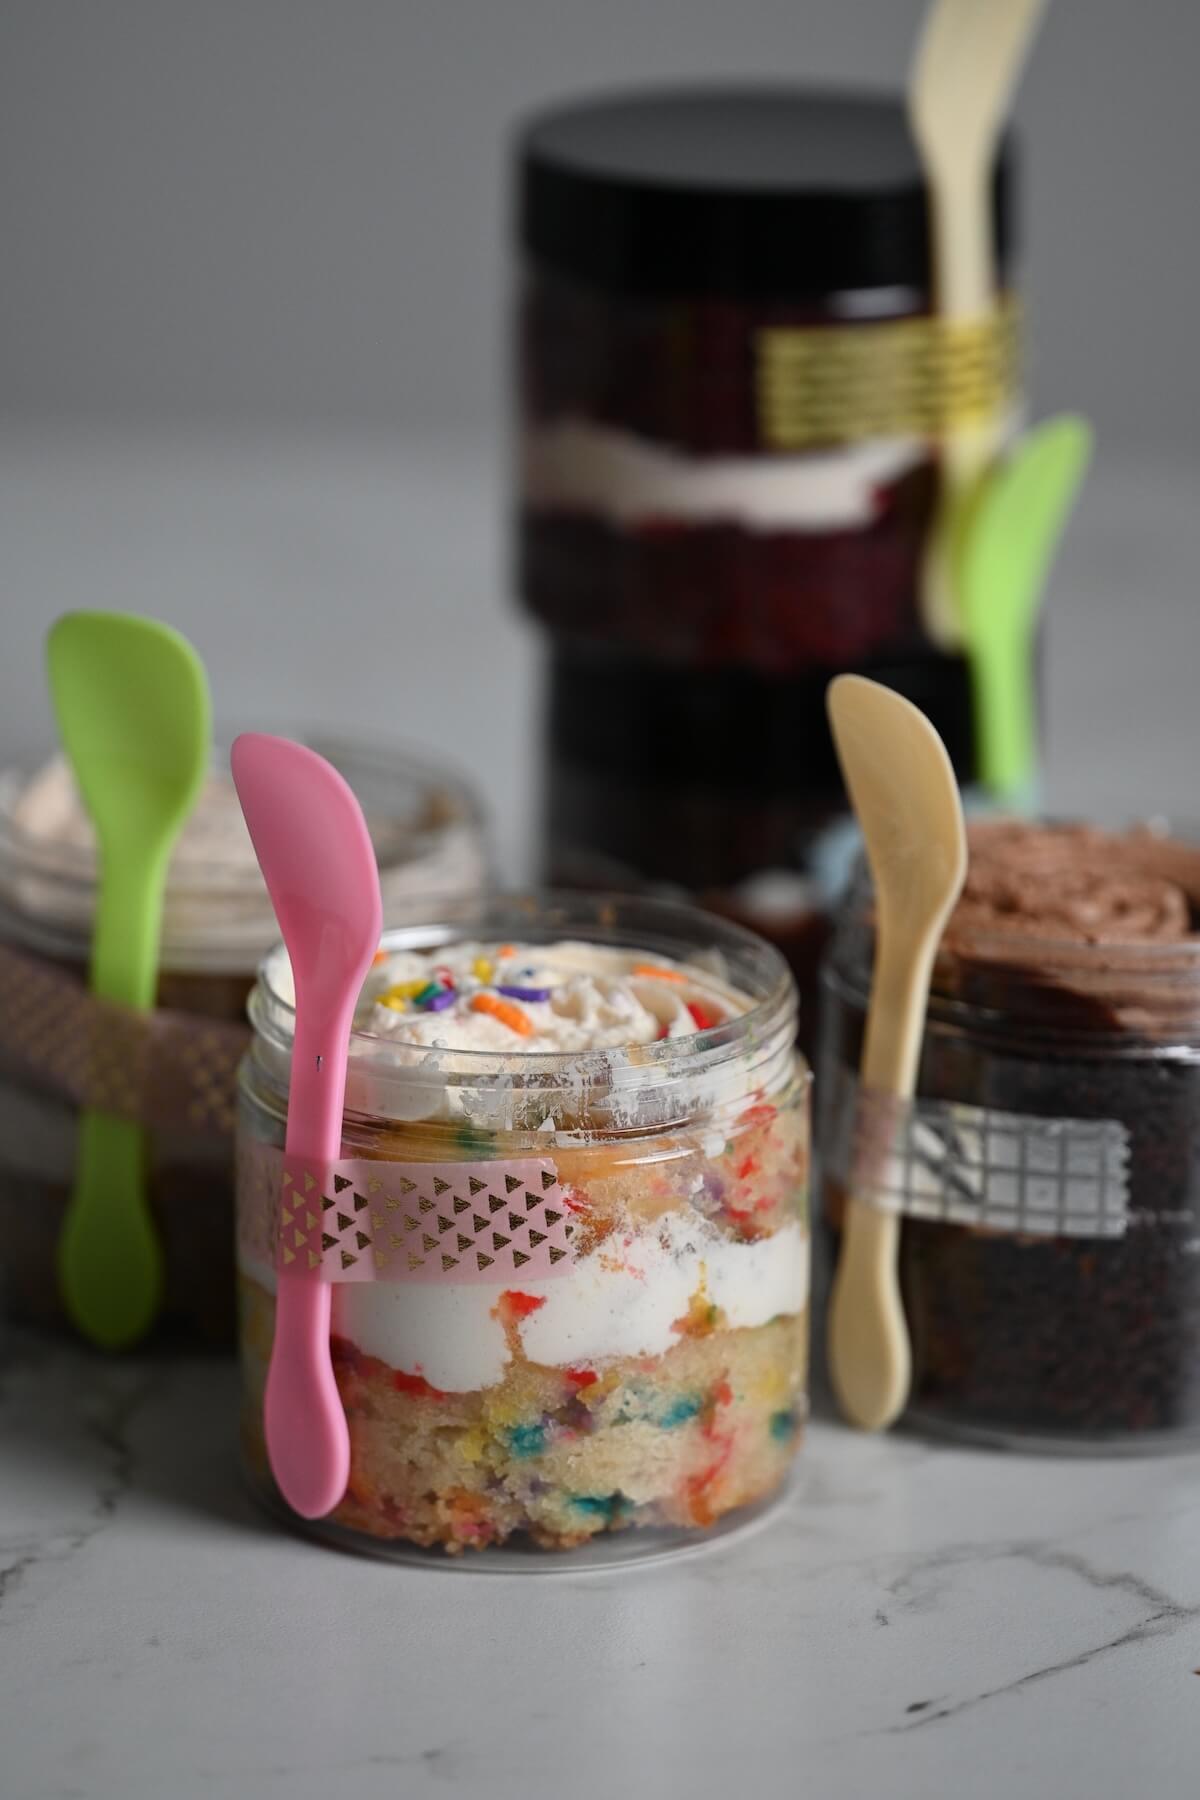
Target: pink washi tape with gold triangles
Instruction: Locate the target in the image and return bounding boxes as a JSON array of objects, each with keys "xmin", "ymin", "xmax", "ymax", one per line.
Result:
[{"xmin": 237, "ymin": 1138, "xmax": 579, "ymax": 1284}]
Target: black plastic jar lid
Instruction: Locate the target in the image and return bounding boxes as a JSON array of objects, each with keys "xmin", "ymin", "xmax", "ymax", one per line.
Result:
[{"xmin": 517, "ymin": 84, "xmax": 1015, "ymax": 302}]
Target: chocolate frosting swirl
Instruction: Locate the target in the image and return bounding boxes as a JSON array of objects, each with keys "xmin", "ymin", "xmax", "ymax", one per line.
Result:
[{"xmin": 934, "ymin": 821, "xmax": 1200, "ymax": 1040}]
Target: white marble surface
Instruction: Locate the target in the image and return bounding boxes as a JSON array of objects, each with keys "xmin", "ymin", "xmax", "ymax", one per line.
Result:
[
  {"xmin": 3, "ymin": 1332, "xmax": 1200, "ymax": 1799},
  {"xmin": 3, "ymin": 431, "xmax": 1200, "ymax": 1797}
]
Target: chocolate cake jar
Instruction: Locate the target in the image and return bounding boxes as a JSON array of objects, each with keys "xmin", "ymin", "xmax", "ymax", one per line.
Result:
[
  {"xmin": 817, "ymin": 821, "xmax": 1200, "ymax": 1452},
  {"xmin": 514, "ymin": 86, "xmax": 1020, "ymax": 1028}
]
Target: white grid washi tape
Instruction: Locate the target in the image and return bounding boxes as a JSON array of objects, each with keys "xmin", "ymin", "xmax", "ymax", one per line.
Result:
[{"xmin": 828, "ymin": 1069, "xmax": 1132, "ymax": 1240}]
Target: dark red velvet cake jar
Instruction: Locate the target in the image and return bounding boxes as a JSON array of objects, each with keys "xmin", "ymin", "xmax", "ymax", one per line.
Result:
[{"xmin": 514, "ymin": 86, "xmax": 1020, "ymax": 1030}]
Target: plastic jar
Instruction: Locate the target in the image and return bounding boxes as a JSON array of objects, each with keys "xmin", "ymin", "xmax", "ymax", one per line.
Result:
[
  {"xmin": 236, "ymin": 892, "xmax": 809, "ymax": 1561},
  {"xmin": 816, "ymin": 822, "xmax": 1200, "ymax": 1452},
  {"xmin": 0, "ymin": 739, "xmax": 486, "ymax": 1341},
  {"xmin": 515, "ymin": 86, "xmax": 1019, "ymax": 1020}
]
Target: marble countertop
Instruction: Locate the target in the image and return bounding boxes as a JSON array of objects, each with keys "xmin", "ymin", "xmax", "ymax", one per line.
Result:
[
  {"xmin": 3, "ymin": 1333, "xmax": 1200, "ymax": 1798},
  {"xmin": 3, "ymin": 430, "xmax": 1200, "ymax": 1797}
]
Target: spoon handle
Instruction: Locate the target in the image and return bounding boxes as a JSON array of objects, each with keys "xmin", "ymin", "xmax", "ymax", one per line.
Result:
[
  {"xmin": 60, "ymin": 845, "xmax": 168, "ymax": 1346},
  {"xmin": 968, "ymin": 623, "xmax": 1036, "ymax": 801},
  {"xmin": 264, "ymin": 1280, "xmax": 346, "ymax": 1519},
  {"xmin": 860, "ymin": 930, "xmax": 938, "ymax": 1099},
  {"xmin": 828, "ymin": 1203, "xmax": 909, "ymax": 1433},
  {"xmin": 59, "ymin": 1112, "xmax": 163, "ymax": 1348},
  {"xmin": 91, "ymin": 841, "xmax": 169, "ymax": 1009},
  {"xmin": 827, "ymin": 935, "xmax": 936, "ymax": 1431},
  {"xmin": 263, "ymin": 1004, "xmax": 353, "ymax": 1518},
  {"xmin": 919, "ymin": 431, "xmax": 992, "ymax": 649}
]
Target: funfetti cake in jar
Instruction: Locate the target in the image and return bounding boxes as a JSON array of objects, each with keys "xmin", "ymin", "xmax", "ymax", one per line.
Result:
[
  {"xmin": 236, "ymin": 894, "xmax": 810, "ymax": 1557},
  {"xmin": 0, "ymin": 740, "xmax": 486, "ymax": 1341}
]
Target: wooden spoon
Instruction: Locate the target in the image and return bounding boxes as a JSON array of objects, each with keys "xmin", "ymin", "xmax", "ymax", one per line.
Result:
[
  {"xmin": 909, "ymin": 0, "xmax": 1050, "ymax": 648},
  {"xmin": 48, "ymin": 612, "xmax": 211, "ymax": 1348},
  {"xmin": 825, "ymin": 676, "xmax": 967, "ymax": 1430}
]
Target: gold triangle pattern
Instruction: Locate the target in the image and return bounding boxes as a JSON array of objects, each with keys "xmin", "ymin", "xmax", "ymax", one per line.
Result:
[{"xmin": 258, "ymin": 1150, "xmax": 577, "ymax": 1287}]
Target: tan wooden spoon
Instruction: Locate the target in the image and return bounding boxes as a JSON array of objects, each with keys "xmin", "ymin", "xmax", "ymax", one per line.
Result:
[
  {"xmin": 909, "ymin": 0, "xmax": 1050, "ymax": 648},
  {"xmin": 825, "ymin": 676, "xmax": 967, "ymax": 1430}
]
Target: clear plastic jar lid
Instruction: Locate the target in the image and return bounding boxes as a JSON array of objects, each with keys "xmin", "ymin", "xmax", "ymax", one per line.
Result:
[{"xmin": 0, "ymin": 735, "xmax": 487, "ymax": 976}]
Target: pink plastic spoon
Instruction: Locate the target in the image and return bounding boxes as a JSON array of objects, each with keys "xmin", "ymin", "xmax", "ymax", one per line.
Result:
[{"xmin": 231, "ymin": 734, "xmax": 382, "ymax": 1519}]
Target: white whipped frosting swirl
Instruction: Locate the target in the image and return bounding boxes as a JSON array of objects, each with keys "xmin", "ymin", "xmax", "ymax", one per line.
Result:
[
  {"xmin": 348, "ymin": 940, "xmax": 745, "ymax": 1054},
  {"xmin": 10, "ymin": 753, "xmax": 259, "ymax": 878}
]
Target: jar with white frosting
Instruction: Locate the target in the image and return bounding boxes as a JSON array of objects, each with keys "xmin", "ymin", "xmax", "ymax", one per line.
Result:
[
  {"xmin": 515, "ymin": 86, "xmax": 1019, "ymax": 1029},
  {"xmin": 0, "ymin": 739, "xmax": 486, "ymax": 1340},
  {"xmin": 237, "ymin": 893, "xmax": 809, "ymax": 1560}
]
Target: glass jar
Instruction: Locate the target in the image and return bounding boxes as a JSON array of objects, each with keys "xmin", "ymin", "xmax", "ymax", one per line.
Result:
[
  {"xmin": 237, "ymin": 892, "xmax": 809, "ymax": 1561},
  {"xmin": 817, "ymin": 825, "xmax": 1200, "ymax": 1452},
  {"xmin": 0, "ymin": 738, "xmax": 487, "ymax": 1342},
  {"xmin": 515, "ymin": 87, "xmax": 1019, "ymax": 1024}
]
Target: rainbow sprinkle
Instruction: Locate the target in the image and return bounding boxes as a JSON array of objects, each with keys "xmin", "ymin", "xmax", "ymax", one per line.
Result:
[{"xmin": 470, "ymin": 993, "xmax": 534, "ymax": 1036}]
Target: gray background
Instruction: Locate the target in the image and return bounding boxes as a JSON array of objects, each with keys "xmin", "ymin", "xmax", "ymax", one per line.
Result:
[
  {"xmin": 0, "ymin": 0, "xmax": 1196, "ymax": 870},
  {"xmin": 1, "ymin": 0, "xmax": 1197, "ymax": 449}
]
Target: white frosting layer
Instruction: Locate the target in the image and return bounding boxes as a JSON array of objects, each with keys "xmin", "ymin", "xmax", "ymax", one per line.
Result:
[
  {"xmin": 269, "ymin": 939, "xmax": 745, "ymax": 1056},
  {"xmin": 11, "ymin": 753, "xmax": 259, "ymax": 876},
  {"xmin": 243, "ymin": 1215, "xmax": 808, "ymax": 1391},
  {"xmin": 522, "ymin": 418, "xmax": 927, "ymax": 531}
]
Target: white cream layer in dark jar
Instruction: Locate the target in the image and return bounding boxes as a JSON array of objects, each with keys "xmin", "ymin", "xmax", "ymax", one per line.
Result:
[
  {"xmin": 0, "ymin": 741, "xmax": 486, "ymax": 1341},
  {"xmin": 237, "ymin": 894, "xmax": 809, "ymax": 1556},
  {"xmin": 817, "ymin": 820, "xmax": 1200, "ymax": 1451},
  {"xmin": 518, "ymin": 87, "xmax": 1019, "ymax": 1039}
]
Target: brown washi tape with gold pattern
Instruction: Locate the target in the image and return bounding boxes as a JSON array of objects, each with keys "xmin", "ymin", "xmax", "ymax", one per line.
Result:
[
  {"xmin": 0, "ymin": 941, "xmax": 248, "ymax": 1136},
  {"xmin": 757, "ymin": 301, "xmax": 1021, "ymax": 449}
]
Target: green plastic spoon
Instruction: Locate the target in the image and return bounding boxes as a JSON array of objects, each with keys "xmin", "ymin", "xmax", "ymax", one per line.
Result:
[
  {"xmin": 956, "ymin": 414, "xmax": 1093, "ymax": 802},
  {"xmin": 48, "ymin": 613, "xmax": 211, "ymax": 1347}
]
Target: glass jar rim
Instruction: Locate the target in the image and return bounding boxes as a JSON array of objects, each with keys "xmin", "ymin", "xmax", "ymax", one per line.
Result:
[
  {"xmin": 245, "ymin": 889, "xmax": 800, "ymax": 1131},
  {"xmin": 0, "ymin": 732, "xmax": 487, "ymax": 975}
]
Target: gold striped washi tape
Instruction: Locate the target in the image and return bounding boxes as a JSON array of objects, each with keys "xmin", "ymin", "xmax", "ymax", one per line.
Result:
[{"xmin": 756, "ymin": 301, "xmax": 1021, "ymax": 449}]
